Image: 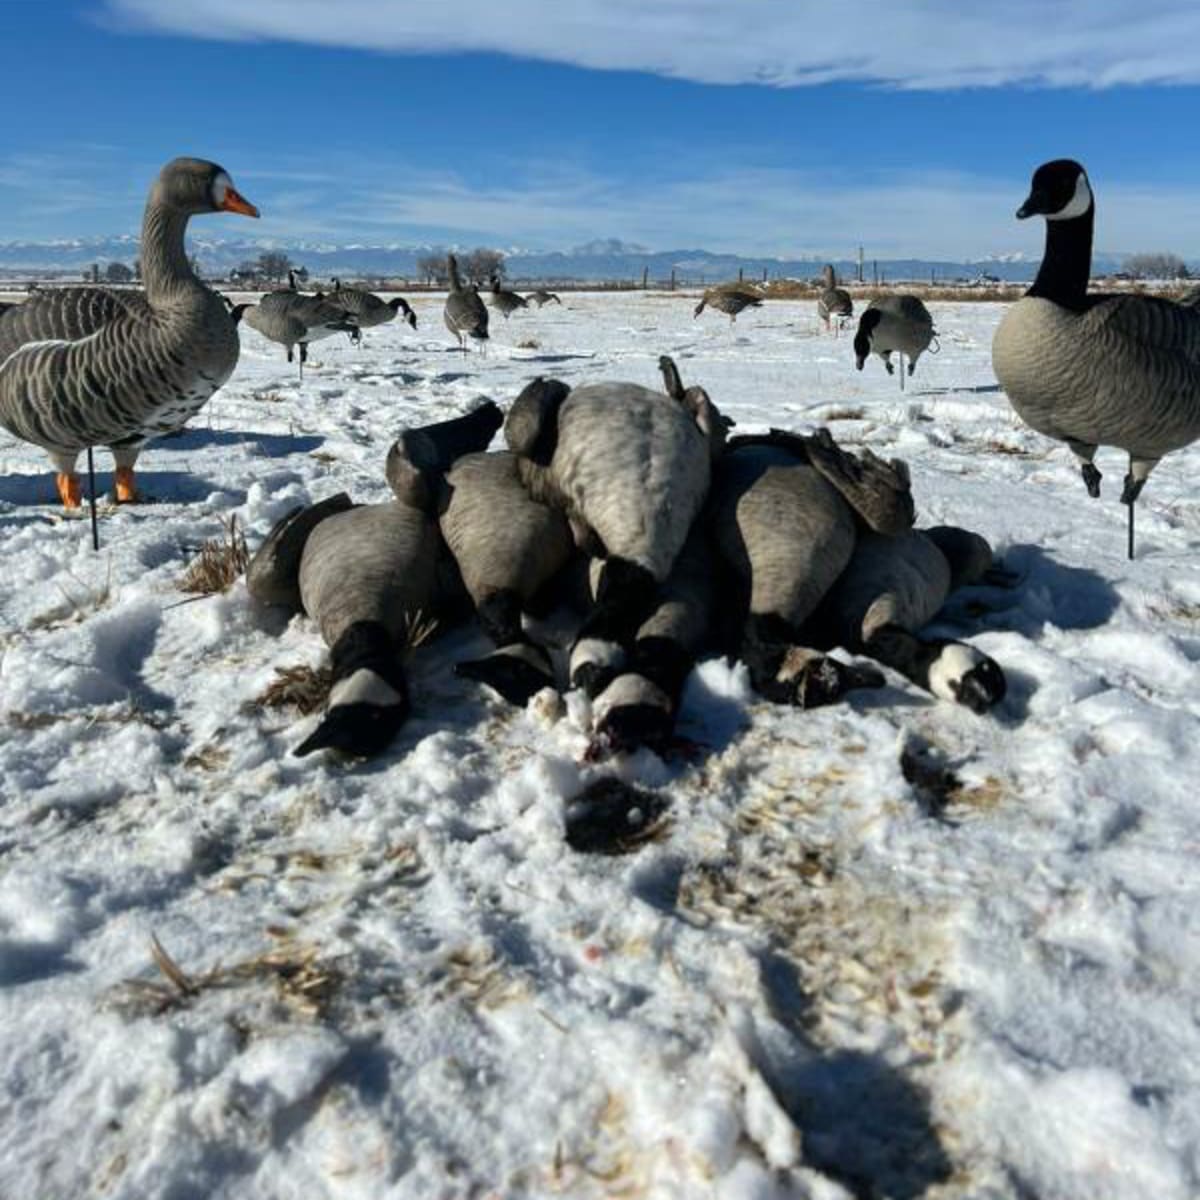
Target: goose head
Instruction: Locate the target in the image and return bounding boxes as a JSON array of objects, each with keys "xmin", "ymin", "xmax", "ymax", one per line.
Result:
[
  {"xmin": 151, "ymin": 157, "xmax": 259, "ymax": 218},
  {"xmin": 1016, "ymin": 159, "xmax": 1092, "ymax": 223},
  {"xmin": 853, "ymin": 308, "xmax": 883, "ymax": 369},
  {"xmin": 927, "ymin": 642, "xmax": 1007, "ymax": 713},
  {"xmin": 390, "ymin": 297, "xmax": 418, "ymax": 328}
]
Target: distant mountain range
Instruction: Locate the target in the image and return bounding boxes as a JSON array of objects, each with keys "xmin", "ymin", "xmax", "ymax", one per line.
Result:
[{"xmin": 0, "ymin": 234, "xmax": 1138, "ymax": 283}]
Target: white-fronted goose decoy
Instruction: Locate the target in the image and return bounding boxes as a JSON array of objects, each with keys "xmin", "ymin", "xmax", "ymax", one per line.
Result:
[
  {"xmin": 487, "ymin": 276, "xmax": 527, "ymax": 318},
  {"xmin": 853, "ymin": 294, "xmax": 936, "ymax": 390},
  {"xmin": 0, "ymin": 157, "xmax": 258, "ymax": 507},
  {"xmin": 443, "ymin": 254, "xmax": 489, "ymax": 351},
  {"xmin": 817, "ymin": 264, "xmax": 854, "ymax": 332},
  {"xmin": 693, "ymin": 286, "xmax": 763, "ymax": 323},
  {"xmin": 992, "ymin": 158, "xmax": 1200, "ymax": 558},
  {"xmin": 329, "ymin": 278, "xmax": 417, "ymax": 332}
]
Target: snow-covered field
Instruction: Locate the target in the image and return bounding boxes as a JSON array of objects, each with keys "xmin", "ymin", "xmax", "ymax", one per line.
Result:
[{"xmin": 2, "ymin": 291, "xmax": 1199, "ymax": 1199}]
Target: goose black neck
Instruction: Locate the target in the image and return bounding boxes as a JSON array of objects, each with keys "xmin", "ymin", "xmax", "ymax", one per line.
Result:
[{"xmin": 1028, "ymin": 206, "xmax": 1094, "ymax": 311}]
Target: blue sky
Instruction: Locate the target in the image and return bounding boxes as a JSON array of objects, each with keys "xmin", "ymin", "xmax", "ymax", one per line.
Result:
[{"xmin": 2, "ymin": 0, "xmax": 1200, "ymax": 258}]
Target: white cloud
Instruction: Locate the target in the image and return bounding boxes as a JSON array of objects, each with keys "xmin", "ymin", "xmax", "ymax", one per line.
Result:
[{"xmin": 100, "ymin": 0, "xmax": 1200, "ymax": 90}]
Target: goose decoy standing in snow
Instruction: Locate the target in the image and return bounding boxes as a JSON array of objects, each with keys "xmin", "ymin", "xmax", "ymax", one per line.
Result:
[
  {"xmin": 443, "ymin": 253, "xmax": 489, "ymax": 351},
  {"xmin": 528, "ymin": 289, "xmax": 562, "ymax": 308},
  {"xmin": 329, "ymin": 277, "xmax": 417, "ymax": 332},
  {"xmin": 853, "ymin": 294, "xmax": 936, "ymax": 390},
  {"xmin": 0, "ymin": 157, "xmax": 258, "ymax": 507},
  {"xmin": 992, "ymin": 158, "xmax": 1200, "ymax": 559},
  {"xmin": 487, "ymin": 275, "xmax": 528, "ymax": 318},
  {"xmin": 231, "ymin": 292, "xmax": 359, "ymax": 381},
  {"xmin": 817, "ymin": 264, "xmax": 854, "ymax": 333},
  {"xmin": 693, "ymin": 286, "xmax": 764, "ymax": 324}
]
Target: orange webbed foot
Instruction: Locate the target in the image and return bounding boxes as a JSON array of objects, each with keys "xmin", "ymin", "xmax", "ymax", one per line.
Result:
[
  {"xmin": 114, "ymin": 466, "xmax": 140, "ymax": 504},
  {"xmin": 55, "ymin": 473, "xmax": 82, "ymax": 509}
]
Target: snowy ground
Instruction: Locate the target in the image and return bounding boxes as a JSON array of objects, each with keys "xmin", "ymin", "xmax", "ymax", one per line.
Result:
[{"xmin": 2, "ymin": 291, "xmax": 1199, "ymax": 1199}]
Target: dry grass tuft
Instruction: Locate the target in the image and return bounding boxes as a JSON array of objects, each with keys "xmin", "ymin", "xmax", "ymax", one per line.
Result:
[
  {"xmin": 516, "ymin": 337, "xmax": 540, "ymax": 350},
  {"xmin": 27, "ymin": 562, "xmax": 114, "ymax": 632},
  {"xmin": 179, "ymin": 515, "xmax": 249, "ymax": 595},
  {"xmin": 251, "ymin": 664, "xmax": 334, "ymax": 715},
  {"xmin": 402, "ymin": 609, "xmax": 439, "ymax": 654}
]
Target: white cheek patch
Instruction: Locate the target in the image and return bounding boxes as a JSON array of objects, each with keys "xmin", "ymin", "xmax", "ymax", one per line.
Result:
[
  {"xmin": 328, "ymin": 668, "xmax": 404, "ymax": 710},
  {"xmin": 212, "ymin": 171, "xmax": 232, "ymax": 207},
  {"xmin": 1047, "ymin": 172, "xmax": 1092, "ymax": 221},
  {"xmin": 928, "ymin": 643, "xmax": 985, "ymax": 703}
]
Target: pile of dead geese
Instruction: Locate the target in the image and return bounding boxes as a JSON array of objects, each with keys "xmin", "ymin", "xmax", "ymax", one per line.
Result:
[{"xmin": 246, "ymin": 355, "xmax": 1007, "ymax": 761}]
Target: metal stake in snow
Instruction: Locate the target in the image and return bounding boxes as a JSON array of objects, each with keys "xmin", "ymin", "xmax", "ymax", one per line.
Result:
[
  {"xmin": 899, "ymin": 352, "xmax": 906, "ymax": 392},
  {"xmin": 87, "ymin": 446, "xmax": 100, "ymax": 552},
  {"xmin": 1128, "ymin": 495, "xmax": 1135, "ymax": 561}
]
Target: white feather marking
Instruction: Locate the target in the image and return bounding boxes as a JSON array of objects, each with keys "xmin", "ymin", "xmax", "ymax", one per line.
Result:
[
  {"xmin": 927, "ymin": 643, "xmax": 985, "ymax": 703},
  {"xmin": 592, "ymin": 673, "xmax": 672, "ymax": 726},
  {"xmin": 570, "ymin": 638, "xmax": 625, "ymax": 677},
  {"xmin": 328, "ymin": 668, "xmax": 404, "ymax": 710},
  {"xmin": 1047, "ymin": 172, "xmax": 1093, "ymax": 221}
]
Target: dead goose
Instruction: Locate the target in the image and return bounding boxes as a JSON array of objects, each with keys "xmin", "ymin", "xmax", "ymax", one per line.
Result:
[
  {"xmin": 817, "ymin": 264, "xmax": 854, "ymax": 332},
  {"xmin": 992, "ymin": 158, "xmax": 1200, "ymax": 559},
  {"xmin": 694, "ymin": 286, "xmax": 764, "ymax": 324},
  {"xmin": 246, "ymin": 407, "xmax": 500, "ymax": 758},
  {"xmin": 853, "ymin": 294, "xmax": 936, "ymax": 390},
  {"xmin": 329, "ymin": 277, "xmax": 417, "ymax": 331},
  {"xmin": 812, "ymin": 526, "xmax": 1007, "ymax": 712},
  {"xmin": 231, "ymin": 292, "xmax": 358, "ymax": 381},
  {"xmin": 505, "ymin": 357, "xmax": 730, "ymax": 696},
  {"xmin": 444, "ymin": 253, "xmax": 489, "ymax": 350},
  {"xmin": 708, "ymin": 428, "xmax": 913, "ymax": 706},
  {"xmin": 0, "ymin": 157, "xmax": 258, "ymax": 507},
  {"xmin": 487, "ymin": 275, "xmax": 528, "ymax": 318}
]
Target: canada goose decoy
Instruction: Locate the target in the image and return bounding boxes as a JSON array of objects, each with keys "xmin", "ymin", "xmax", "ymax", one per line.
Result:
[
  {"xmin": 231, "ymin": 292, "xmax": 359, "ymax": 381},
  {"xmin": 444, "ymin": 254, "xmax": 489, "ymax": 351},
  {"xmin": 329, "ymin": 278, "xmax": 417, "ymax": 332},
  {"xmin": 0, "ymin": 157, "xmax": 258, "ymax": 507},
  {"xmin": 528, "ymin": 290, "xmax": 562, "ymax": 308},
  {"xmin": 812, "ymin": 525, "xmax": 1007, "ymax": 712},
  {"xmin": 487, "ymin": 276, "xmax": 528, "ymax": 318},
  {"xmin": 505, "ymin": 358, "xmax": 729, "ymax": 697},
  {"xmin": 693, "ymin": 286, "xmax": 763, "ymax": 324},
  {"xmin": 247, "ymin": 407, "xmax": 501, "ymax": 758},
  {"xmin": 817, "ymin": 264, "xmax": 854, "ymax": 333},
  {"xmin": 709, "ymin": 428, "xmax": 913, "ymax": 706},
  {"xmin": 992, "ymin": 159, "xmax": 1200, "ymax": 559},
  {"xmin": 853, "ymin": 294, "xmax": 936, "ymax": 391}
]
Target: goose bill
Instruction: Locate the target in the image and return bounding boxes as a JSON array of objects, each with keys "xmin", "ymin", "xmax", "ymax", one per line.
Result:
[{"xmin": 220, "ymin": 186, "xmax": 260, "ymax": 218}]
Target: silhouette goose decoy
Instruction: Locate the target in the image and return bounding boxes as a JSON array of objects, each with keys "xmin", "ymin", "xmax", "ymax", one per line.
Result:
[
  {"xmin": 443, "ymin": 254, "xmax": 489, "ymax": 351},
  {"xmin": 853, "ymin": 294, "xmax": 936, "ymax": 391},
  {"xmin": 992, "ymin": 158, "xmax": 1200, "ymax": 559},
  {"xmin": 0, "ymin": 157, "xmax": 259, "ymax": 507}
]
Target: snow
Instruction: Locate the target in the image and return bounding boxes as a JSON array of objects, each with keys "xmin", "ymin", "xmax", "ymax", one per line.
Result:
[{"xmin": 2, "ymin": 292, "xmax": 1200, "ymax": 1198}]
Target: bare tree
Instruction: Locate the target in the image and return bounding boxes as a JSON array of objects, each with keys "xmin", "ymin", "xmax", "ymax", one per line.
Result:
[
  {"xmin": 462, "ymin": 247, "xmax": 506, "ymax": 286},
  {"xmin": 1123, "ymin": 252, "xmax": 1190, "ymax": 280},
  {"xmin": 104, "ymin": 261, "xmax": 134, "ymax": 283},
  {"xmin": 256, "ymin": 250, "xmax": 294, "ymax": 282},
  {"xmin": 417, "ymin": 252, "xmax": 448, "ymax": 284}
]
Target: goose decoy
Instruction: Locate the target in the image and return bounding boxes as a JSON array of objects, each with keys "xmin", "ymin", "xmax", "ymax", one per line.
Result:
[
  {"xmin": 231, "ymin": 292, "xmax": 359, "ymax": 381},
  {"xmin": 487, "ymin": 275, "xmax": 528, "ymax": 318},
  {"xmin": 329, "ymin": 278, "xmax": 417, "ymax": 332},
  {"xmin": 528, "ymin": 290, "xmax": 562, "ymax": 308},
  {"xmin": 443, "ymin": 254, "xmax": 489, "ymax": 351},
  {"xmin": 505, "ymin": 357, "xmax": 730, "ymax": 697},
  {"xmin": 992, "ymin": 158, "xmax": 1200, "ymax": 559},
  {"xmin": 693, "ymin": 286, "xmax": 764, "ymax": 324},
  {"xmin": 0, "ymin": 157, "xmax": 258, "ymax": 507},
  {"xmin": 817, "ymin": 264, "xmax": 854, "ymax": 333},
  {"xmin": 247, "ymin": 407, "xmax": 501, "ymax": 758},
  {"xmin": 853, "ymin": 294, "xmax": 936, "ymax": 390}
]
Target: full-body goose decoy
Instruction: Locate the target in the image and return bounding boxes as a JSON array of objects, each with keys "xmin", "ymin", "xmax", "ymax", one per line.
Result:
[
  {"xmin": 693, "ymin": 286, "xmax": 764, "ymax": 324},
  {"xmin": 817, "ymin": 264, "xmax": 854, "ymax": 333},
  {"xmin": 443, "ymin": 254, "xmax": 489, "ymax": 351},
  {"xmin": 247, "ymin": 407, "xmax": 501, "ymax": 757},
  {"xmin": 528, "ymin": 290, "xmax": 562, "ymax": 308},
  {"xmin": 708, "ymin": 428, "xmax": 912, "ymax": 706},
  {"xmin": 504, "ymin": 356, "xmax": 729, "ymax": 696},
  {"xmin": 992, "ymin": 159, "xmax": 1200, "ymax": 558},
  {"xmin": 853, "ymin": 294, "xmax": 936, "ymax": 390},
  {"xmin": 231, "ymin": 292, "xmax": 359, "ymax": 381},
  {"xmin": 487, "ymin": 276, "xmax": 528, "ymax": 318},
  {"xmin": 0, "ymin": 157, "xmax": 258, "ymax": 506},
  {"xmin": 811, "ymin": 525, "xmax": 1006, "ymax": 712},
  {"xmin": 328, "ymin": 278, "xmax": 417, "ymax": 332}
]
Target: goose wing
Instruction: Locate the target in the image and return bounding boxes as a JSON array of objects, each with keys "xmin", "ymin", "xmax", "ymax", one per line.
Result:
[
  {"xmin": 1081, "ymin": 293, "xmax": 1200, "ymax": 368},
  {"xmin": 0, "ymin": 286, "xmax": 150, "ymax": 361}
]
